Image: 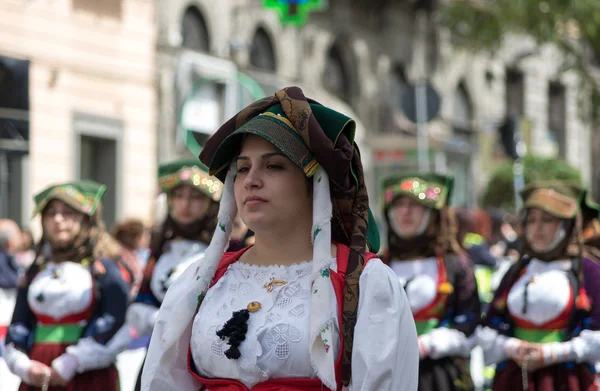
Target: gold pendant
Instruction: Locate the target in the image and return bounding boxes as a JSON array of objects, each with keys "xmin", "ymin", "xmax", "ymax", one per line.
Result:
[{"xmin": 262, "ymin": 278, "xmax": 287, "ymax": 293}]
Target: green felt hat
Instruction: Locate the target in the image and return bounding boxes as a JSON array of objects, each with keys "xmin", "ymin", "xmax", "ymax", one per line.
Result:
[
  {"xmin": 206, "ymin": 104, "xmax": 355, "ymax": 180},
  {"xmin": 203, "ymin": 103, "xmax": 379, "ymax": 253},
  {"xmin": 520, "ymin": 180, "xmax": 584, "ymax": 219},
  {"xmin": 381, "ymin": 172, "xmax": 453, "ymax": 211},
  {"xmin": 33, "ymin": 180, "xmax": 106, "ymax": 217},
  {"xmin": 158, "ymin": 159, "xmax": 223, "ymax": 201}
]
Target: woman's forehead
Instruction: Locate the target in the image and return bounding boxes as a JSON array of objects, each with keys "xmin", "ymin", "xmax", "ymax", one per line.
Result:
[{"xmin": 527, "ymin": 207, "xmax": 557, "ymax": 219}]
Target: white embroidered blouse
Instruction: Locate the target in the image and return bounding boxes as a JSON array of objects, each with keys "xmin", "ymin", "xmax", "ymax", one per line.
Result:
[
  {"xmin": 478, "ymin": 258, "xmax": 600, "ymax": 366},
  {"xmin": 190, "ymin": 258, "xmax": 419, "ymax": 390}
]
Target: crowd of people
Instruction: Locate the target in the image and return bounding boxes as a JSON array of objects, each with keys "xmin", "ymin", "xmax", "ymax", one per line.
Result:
[{"xmin": 0, "ymin": 86, "xmax": 599, "ymax": 391}]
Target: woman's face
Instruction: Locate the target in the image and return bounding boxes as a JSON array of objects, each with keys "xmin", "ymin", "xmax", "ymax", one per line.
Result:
[
  {"xmin": 525, "ymin": 208, "xmax": 561, "ymax": 251},
  {"xmin": 170, "ymin": 184, "xmax": 210, "ymax": 225},
  {"xmin": 389, "ymin": 196, "xmax": 428, "ymax": 237},
  {"xmin": 42, "ymin": 200, "xmax": 84, "ymax": 247},
  {"xmin": 234, "ymin": 135, "xmax": 312, "ymax": 235}
]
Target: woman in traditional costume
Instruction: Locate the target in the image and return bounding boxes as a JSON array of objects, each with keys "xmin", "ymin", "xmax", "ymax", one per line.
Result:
[
  {"xmin": 381, "ymin": 173, "xmax": 481, "ymax": 391},
  {"xmin": 3, "ymin": 180, "xmax": 130, "ymax": 391},
  {"xmin": 478, "ymin": 181, "xmax": 600, "ymax": 391},
  {"xmin": 141, "ymin": 86, "xmax": 419, "ymax": 391},
  {"xmin": 127, "ymin": 159, "xmax": 222, "ymax": 390}
]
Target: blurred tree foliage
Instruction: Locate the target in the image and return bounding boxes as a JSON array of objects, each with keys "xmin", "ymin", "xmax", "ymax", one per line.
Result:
[
  {"xmin": 441, "ymin": 0, "xmax": 600, "ymax": 202},
  {"xmin": 441, "ymin": 0, "xmax": 600, "ymax": 86},
  {"xmin": 482, "ymin": 155, "xmax": 582, "ymax": 209}
]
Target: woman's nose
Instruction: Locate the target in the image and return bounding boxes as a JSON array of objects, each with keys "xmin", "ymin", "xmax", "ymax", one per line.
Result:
[{"xmin": 244, "ymin": 168, "xmax": 262, "ymax": 189}]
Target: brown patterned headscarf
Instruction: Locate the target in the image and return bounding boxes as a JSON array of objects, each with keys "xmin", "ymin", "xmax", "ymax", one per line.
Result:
[{"xmin": 199, "ymin": 86, "xmax": 371, "ymax": 385}]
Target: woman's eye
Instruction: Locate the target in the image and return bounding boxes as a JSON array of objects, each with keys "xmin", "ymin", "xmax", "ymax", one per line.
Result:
[
  {"xmin": 237, "ymin": 166, "xmax": 249, "ymax": 173},
  {"xmin": 266, "ymin": 164, "xmax": 282, "ymax": 170}
]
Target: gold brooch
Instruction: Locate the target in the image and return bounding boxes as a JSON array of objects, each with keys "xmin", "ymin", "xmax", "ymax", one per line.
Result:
[
  {"xmin": 247, "ymin": 301, "xmax": 262, "ymax": 313},
  {"xmin": 263, "ymin": 278, "xmax": 287, "ymax": 293}
]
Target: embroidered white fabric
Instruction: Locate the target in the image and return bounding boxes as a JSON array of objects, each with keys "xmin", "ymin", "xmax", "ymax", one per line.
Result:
[
  {"xmin": 478, "ymin": 258, "xmax": 597, "ymax": 366},
  {"xmin": 27, "ymin": 262, "xmax": 93, "ymax": 320},
  {"xmin": 150, "ymin": 240, "xmax": 208, "ymax": 303},
  {"xmin": 506, "ymin": 259, "xmax": 572, "ymax": 326},
  {"xmin": 389, "ymin": 258, "xmax": 438, "ymax": 313},
  {"xmin": 191, "ymin": 259, "xmax": 419, "ymax": 391},
  {"xmin": 389, "ymin": 257, "xmax": 472, "ymax": 359},
  {"xmin": 191, "ymin": 260, "xmax": 320, "ymax": 387}
]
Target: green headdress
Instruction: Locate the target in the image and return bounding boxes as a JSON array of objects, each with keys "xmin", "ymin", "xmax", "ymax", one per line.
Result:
[
  {"xmin": 158, "ymin": 159, "xmax": 223, "ymax": 201},
  {"xmin": 33, "ymin": 180, "xmax": 106, "ymax": 217},
  {"xmin": 382, "ymin": 172, "xmax": 453, "ymax": 211}
]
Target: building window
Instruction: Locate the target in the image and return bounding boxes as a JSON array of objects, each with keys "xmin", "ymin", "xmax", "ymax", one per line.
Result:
[
  {"xmin": 323, "ymin": 44, "xmax": 350, "ymax": 103},
  {"xmin": 505, "ymin": 69, "xmax": 524, "ymax": 117},
  {"xmin": 249, "ymin": 28, "xmax": 277, "ymax": 72},
  {"xmin": 74, "ymin": 113, "xmax": 122, "ymax": 229},
  {"xmin": 181, "ymin": 6, "xmax": 210, "ymax": 52},
  {"xmin": 548, "ymin": 82, "xmax": 566, "ymax": 158}
]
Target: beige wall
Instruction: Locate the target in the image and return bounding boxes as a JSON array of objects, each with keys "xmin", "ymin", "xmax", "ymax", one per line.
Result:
[{"xmin": 0, "ymin": 0, "xmax": 157, "ymax": 229}]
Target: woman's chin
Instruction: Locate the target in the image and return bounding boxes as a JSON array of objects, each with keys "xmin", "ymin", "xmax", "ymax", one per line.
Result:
[
  {"xmin": 241, "ymin": 216, "xmax": 271, "ymax": 235},
  {"xmin": 50, "ymin": 236, "xmax": 74, "ymax": 248}
]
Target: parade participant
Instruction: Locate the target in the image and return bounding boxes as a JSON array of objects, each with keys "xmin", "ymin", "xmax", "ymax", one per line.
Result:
[
  {"xmin": 3, "ymin": 181, "xmax": 130, "ymax": 391},
  {"xmin": 478, "ymin": 181, "xmax": 600, "ymax": 391},
  {"xmin": 381, "ymin": 173, "xmax": 480, "ymax": 390},
  {"xmin": 141, "ymin": 86, "xmax": 419, "ymax": 391},
  {"xmin": 127, "ymin": 159, "xmax": 222, "ymax": 390}
]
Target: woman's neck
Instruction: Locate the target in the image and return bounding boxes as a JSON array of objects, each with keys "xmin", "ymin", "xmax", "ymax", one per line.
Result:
[{"xmin": 241, "ymin": 225, "xmax": 314, "ymax": 267}]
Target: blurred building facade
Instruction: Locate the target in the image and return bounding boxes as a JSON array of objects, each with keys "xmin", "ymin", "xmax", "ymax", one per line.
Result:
[
  {"xmin": 0, "ymin": 0, "xmax": 157, "ymax": 230},
  {"xmin": 155, "ymin": 0, "xmax": 593, "ymax": 217}
]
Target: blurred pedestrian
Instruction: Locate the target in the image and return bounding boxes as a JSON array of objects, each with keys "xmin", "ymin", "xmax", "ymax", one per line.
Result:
[
  {"xmin": 479, "ymin": 181, "xmax": 600, "ymax": 390},
  {"xmin": 127, "ymin": 159, "xmax": 221, "ymax": 391},
  {"xmin": 381, "ymin": 173, "xmax": 480, "ymax": 391},
  {"xmin": 3, "ymin": 181, "xmax": 130, "ymax": 391}
]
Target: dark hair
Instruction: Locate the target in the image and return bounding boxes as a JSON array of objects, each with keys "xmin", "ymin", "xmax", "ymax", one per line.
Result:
[{"xmin": 112, "ymin": 218, "xmax": 146, "ymax": 250}]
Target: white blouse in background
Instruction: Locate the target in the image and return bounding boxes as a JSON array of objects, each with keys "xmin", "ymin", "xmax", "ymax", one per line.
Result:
[{"xmin": 190, "ymin": 258, "xmax": 419, "ymax": 391}]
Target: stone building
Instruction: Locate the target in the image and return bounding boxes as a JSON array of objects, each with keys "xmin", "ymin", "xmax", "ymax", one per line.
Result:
[
  {"xmin": 155, "ymin": 0, "xmax": 593, "ymax": 218},
  {"xmin": 0, "ymin": 0, "xmax": 157, "ymax": 229}
]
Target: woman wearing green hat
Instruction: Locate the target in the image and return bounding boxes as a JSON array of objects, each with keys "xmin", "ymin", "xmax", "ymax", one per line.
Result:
[
  {"xmin": 381, "ymin": 173, "xmax": 481, "ymax": 391},
  {"xmin": 479, "ymin": 181, "xmax": 600, "ymax": 390},
  {"xmin": 140, "ymin": 87, "xmax": 419, "ymax": 390},
  {"xmin": 3, "ymin": 180, "xmax": 130, "ymax": 391},
  {"xmin": 127, "ymin": 159, "xmax": 222, "ymax": 390}
]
